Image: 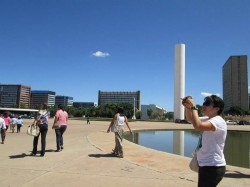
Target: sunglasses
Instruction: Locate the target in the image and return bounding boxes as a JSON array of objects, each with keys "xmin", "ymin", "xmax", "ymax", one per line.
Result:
[{"xmin": 203, "ymin": 99, "xmax": 213, "ymax": 106}]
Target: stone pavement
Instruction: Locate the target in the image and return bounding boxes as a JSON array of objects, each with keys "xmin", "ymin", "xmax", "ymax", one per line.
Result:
[{"xmin": 0, "ymin": 119, "xmax": 249, "ymax": 187}]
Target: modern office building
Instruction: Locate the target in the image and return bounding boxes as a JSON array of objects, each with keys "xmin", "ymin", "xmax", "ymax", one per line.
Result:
[
  {"xmin": 223, "ymin": 55, "xmax": 248, "ymax": 112},
  {"xmin": 0, "ymin": 84, "xmax": 31, "ymax": 108},
  {"xmin": 98, "ymin": 90, "xmax": 141, "ymax": 110},
  {"xmin": 30, "ymin": 90, "xmax": 56, "ymax": 108},
  {"xmin": 73, "ymin": 102, "xmax": 95, "ymax": 108},
  {"xmin": 55, "ymin": 95, "xmax": 73, "ymax": 107},
  {"xmin": 141, "ymin": 104, "xmax": 166, "ymax": 120}
]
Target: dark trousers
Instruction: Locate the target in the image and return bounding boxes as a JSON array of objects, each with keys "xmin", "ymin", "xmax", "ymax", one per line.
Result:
[
  {"xmin": 32, "ymin": 124, "xmax": 48, "ymax": 155},
  {"xmin": 55, "ymin": 125, "xmax": 67, "ymax": 150},
  {"xmin": 17, "ymin": 124, "xmax": 22, "ymax": 133},
  {"xmin": 198, "ymin": 166, "xmax": 226, "ymax": 187},
  {"xmin": 1, "ymin": 129, "xmax": 6, "ymax": 143}
]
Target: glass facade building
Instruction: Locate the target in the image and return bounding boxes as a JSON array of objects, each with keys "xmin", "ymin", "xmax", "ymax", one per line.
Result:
[
  {"xmin": 55, "ymin": 96, "xmax": 73, "ymax": 107},
  {"xmin": 31, "ymin": 90, "xmax": 56, "ymax": 108},
  {"xmin": 0, "ymin": 84, "xmax": 31, "ymax": 108}
]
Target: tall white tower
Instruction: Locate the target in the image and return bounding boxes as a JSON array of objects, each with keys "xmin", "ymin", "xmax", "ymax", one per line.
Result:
[
  {"xmin": 174, "ymin": 44, "xmax": 185, "ymax": 120},
  {"xmin": 173, "ymin": 43, "xmax": 185, "ymax": 156}
]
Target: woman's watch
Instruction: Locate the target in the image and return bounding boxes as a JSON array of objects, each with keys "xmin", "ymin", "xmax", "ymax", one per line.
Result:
[{"xmin": 191, "ymin": 106, "xmax": 198, "ymax": 110}]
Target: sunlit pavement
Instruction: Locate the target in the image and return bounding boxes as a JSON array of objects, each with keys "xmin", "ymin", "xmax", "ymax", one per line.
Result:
[{"xmin": 0, "ymin": 119, "xmax": 249, "ymax": 187}]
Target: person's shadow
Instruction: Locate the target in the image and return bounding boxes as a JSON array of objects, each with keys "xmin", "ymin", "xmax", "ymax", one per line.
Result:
[
  {"xmin": 9, "ymin": 149, "xmax": 55, "ymax": 159},
  {"xmin": 225, "ymin": 170, "xmax": 250, "ymax": 179},
  {"xmin": 9, "ymin": 153, "xmax": 27, "ymax": 159},
  {"xmin": 88, "ymin": 153, "xmax": 117, "ymax": 158}
]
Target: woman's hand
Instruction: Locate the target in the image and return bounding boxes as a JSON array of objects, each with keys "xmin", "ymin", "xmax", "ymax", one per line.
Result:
[{"xmin": 182, "ymin": 96, "xmax": 196, "ymax": 109}]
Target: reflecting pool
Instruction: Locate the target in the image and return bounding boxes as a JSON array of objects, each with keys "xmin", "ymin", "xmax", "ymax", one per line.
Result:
[{"xmin": 124, "ymin": 130, "xmax": 250, "ymax": 169}]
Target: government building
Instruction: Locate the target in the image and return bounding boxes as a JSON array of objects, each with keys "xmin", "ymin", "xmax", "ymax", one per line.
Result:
[
  {"xmin": 223, "ymin": 55, "xmax": 248, "ymax": 112},
  {"xmin": 98, "ymin": 90, "xmax": 141, "ymax": 110}
]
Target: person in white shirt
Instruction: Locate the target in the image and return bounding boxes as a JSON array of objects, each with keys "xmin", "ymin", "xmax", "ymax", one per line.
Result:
[
  {"xmin": 10, "ymin": 116, "xmax": 17, "ymax": 133},
  {"xmin": 0, "ymin": 118, "xmax": 6, "ymax": 144},
  {"xmin": 107, "ymin": 107, "xmax": 133, "ymax": 158},
  {"xmin": 182, "ymin": 95, "xmax": 227, "ymax": 187},
  {"xmin": 16, "ymin": 116, "xmax": 23, "ymax": 133}
]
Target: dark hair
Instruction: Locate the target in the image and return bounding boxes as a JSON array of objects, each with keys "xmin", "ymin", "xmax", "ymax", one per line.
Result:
[
  {"xmin": 58, "ymin": 104, "xmax": 64, "ymax": 110},
  {"xmin": 3, "ymin": 111, "xmax": 9, "ymax": 116},
  {"xmin": 117, "ymin": 107, "xmax": 124, "ymax": 115},
  {"xmin": 42, "ymin": 103, "xmax": 48, "ymax": 110},
  {"xmin": 203, "ymin": 95, "xmax": 224, "ymax": 115}
]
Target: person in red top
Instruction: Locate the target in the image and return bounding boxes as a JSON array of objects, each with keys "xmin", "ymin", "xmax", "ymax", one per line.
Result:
[
  {"xmin": 1, "ymin": 111, "xmax": 11, "ymax": 132},
  {"xmin": 53, "ymin": 104, "xmax": 68, "ymax": 152}
]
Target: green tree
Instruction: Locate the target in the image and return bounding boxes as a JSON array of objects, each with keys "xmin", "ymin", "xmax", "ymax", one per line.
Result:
[
  {"xmin": 196, "ymin": 105, "xmax": 203, "ymax": 116},
  {"xmin": 147, "ymin": 108, "xmax": 153, "ymax": 119},
  {"xmin": 135, "ymin": 110, "xmax": 142, "ymax": 119},
  {"xmin": 228, "ymin": 106, "xmax": 245, "ymax": 116},
  {"xmin": 20, "ymin": 103, "xmax": 26, "ymax": 109},
  {"xmin": 165, "ymin": 112, "xmax": 173, "ymax": 120}
]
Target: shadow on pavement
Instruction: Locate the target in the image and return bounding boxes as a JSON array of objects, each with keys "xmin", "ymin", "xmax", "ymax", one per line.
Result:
[
  {"xmin": 88, "ymin": 153, "xmax": 117, "ymax": 158},
  {"xmin": 9, "ymin": 153, "xmax": 27, "ymax": 159},
  {"xmin": 225, "ymin": 171, "xmax": 250, "ymax": 178},
  {"xmin": 9, "ymin": 149, "xmax": 55, "ymax": 159}
]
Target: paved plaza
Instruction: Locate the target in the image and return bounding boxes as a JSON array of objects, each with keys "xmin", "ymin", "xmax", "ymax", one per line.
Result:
[{"xmin": 0, "ymin": 119, "xmax": 250, "ymax": 187}]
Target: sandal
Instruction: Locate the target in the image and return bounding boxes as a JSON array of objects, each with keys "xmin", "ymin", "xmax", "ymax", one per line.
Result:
[{"xmin": 111, "ymin": 149, "xmax": 118, "ymax": 155}]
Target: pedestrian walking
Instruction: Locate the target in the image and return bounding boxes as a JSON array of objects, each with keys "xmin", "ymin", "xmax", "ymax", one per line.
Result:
[
  {"xmin": 0, "ymin": 118, "xmax": 6, "ymax": 144},
  {"xmin": 87, "ymin": 116, "xmax": 90, "ymax": 124},
  {"xmin": 30, "ymin": 103, "xmax": 50, "ymax": 157},
  {"xmin": 16, "ymin": 116, "xmax": 23, "ymax": 133},
  {"xmin": 1, "ymin": 111, "xmax": 11, "ymax": 132},
  {"xmin": 53, "ymin": 104, "xmax": 68, "ymax": 152},
  {"xmin": 107, "ymin": 107, "xmax": 133, "ymax": 158},
  {"xmin": 10, "ymin": 116, "xmax": 17, "ymax": 133}
]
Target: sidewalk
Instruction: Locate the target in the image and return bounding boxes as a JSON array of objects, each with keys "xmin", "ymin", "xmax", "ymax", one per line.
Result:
[{"xmin": 0, "ymin": 119, "xmax": 249, "ymax": 187}]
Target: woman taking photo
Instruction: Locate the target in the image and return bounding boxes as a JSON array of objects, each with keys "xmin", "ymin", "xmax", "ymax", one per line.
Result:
[{"xmin": 182, "ymin": 95, "xmax": 227, "ymax": 187}]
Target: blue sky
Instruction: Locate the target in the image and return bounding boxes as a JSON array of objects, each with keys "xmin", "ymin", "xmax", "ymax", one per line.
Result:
[{"xmin": 0, "ymin": 0, "xmax": 250, "ymax": 111}]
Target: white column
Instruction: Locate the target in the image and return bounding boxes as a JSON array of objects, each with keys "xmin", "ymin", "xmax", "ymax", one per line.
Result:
[
  {"xmin": 173, "ymin": 43, "xmax": 185, "ymax": 156},
  {"xmin": 132, "ymin": 97, "xmax": 136, "ymax": 119},
  {"xmin": 174, "ymin": 44, "xmax": 185, "ymax": 120},
  {"xmin": 173, "ymin": 131, "xmax": 184, "ymax": 155}
]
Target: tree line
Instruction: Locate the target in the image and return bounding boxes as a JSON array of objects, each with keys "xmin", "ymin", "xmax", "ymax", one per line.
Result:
[{"xmin": 49, "ymin": 103, "xmax": 140, "ymax": 119}]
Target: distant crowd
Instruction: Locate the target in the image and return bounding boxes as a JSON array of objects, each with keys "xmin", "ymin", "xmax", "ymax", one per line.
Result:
[{"xmin": 0, "ymin": 112, "xmax": 24, "ymax": 142}]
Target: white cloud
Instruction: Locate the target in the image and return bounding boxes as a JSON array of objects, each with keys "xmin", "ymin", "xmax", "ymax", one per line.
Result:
[
  {"xmin": 92, "ymin": 51, "xmax": 110, "ymax": 58},
  {"xmin": 201, "ymin": 92, "xmax": 220, "ymax": 97},
  {"xmin": 248, "ymin": 86, "xmax": 250, "ymax": 89}
]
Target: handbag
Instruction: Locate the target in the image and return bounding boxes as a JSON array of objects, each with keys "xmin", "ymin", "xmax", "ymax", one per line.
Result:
[
  {"xmin": 52, "ymin": 123, "xmax": 60, "ymax": 129},
  {"xmin": 189, "ymin": 131, "xmax": 202, "ymax": 172},
  {"xmin": 189, "ymin": 151, "xmax": 199, "ymax": 172},
  {"xmin": 27, "ymin": 125, "xmax": 40, "ymax": 136}
]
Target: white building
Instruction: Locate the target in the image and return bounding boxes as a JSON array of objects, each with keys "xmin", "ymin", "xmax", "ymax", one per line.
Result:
[{"xmin": 141, "ymin": 104, "xmax": 166, "ymax": 120}]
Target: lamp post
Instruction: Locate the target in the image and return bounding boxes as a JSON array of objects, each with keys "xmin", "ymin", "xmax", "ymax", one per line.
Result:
[{"xmin": 132, "ymin": 97, "xmax": 136, "ymax": 119}]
